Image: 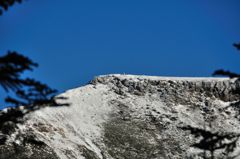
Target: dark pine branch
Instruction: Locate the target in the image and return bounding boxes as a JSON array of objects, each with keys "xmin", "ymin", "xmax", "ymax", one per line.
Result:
[
  {"xmin": 213, "ymin": 42, "xmax": 240, "ymax": 79},
  {"xmin": 233, "ymin": 43, "xmax": 240, "ymax": 50},
  {"xmin": 0, "ymin": 0, "xmax": 23, "ymax": 15},
  {"xmin": 212, "ymin": 70, "xmax": 240, "ymax": 78},
  {"xmin": 0, "ymin": 51, "xmax": 69, "ymax": 108},
  {"xmin": 0, "ymin": 51, "xmax": 38, "ymax": 92}
]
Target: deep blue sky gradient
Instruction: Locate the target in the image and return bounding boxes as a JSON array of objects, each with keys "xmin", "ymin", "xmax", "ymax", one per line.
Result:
[{"xmin": 0, "ymin": 0, "xmax": 240, "ymax": 107}]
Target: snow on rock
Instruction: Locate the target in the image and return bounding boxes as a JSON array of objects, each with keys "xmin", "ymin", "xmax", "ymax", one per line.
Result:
[{"xmin": 0, "ymin": 74, "xmax": 240, "ymax": 159}]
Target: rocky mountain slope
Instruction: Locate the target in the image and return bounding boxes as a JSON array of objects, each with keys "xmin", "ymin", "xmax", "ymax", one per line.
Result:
[{"xmin": 0, "ymin": 74, "xmax": 240, "ymax": 159}]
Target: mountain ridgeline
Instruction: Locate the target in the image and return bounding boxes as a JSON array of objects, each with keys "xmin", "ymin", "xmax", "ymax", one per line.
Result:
[{"xmin": 0, "ymin": 74, "xmax": 240, "ymax": 159}]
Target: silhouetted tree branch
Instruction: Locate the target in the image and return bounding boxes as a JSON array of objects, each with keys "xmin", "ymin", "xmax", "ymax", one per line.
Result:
[
  {"xmin": 213, "ymin": 42, "xmax": 240, "ymax": 78},
  {"xmin": 0, "ymin": 1, "xmax": 70, "ymax": 109},
  {"xmin": 0, "ymin": 0, "xmax": 23, "ymax": 15},
  {"xmin": 233, "ymin": 43, "xmax": 240, "ymax": 50},
  {"xmin": 0, "ymin": 51, "xmax": 38, "ymax": 92},
  {"xmin": 0, "ymin": 51, "xmax": 69, "ymax": 108},
  {"xmin": 213, "ymin": 70, "xmax": 240, "ymax": 78}
]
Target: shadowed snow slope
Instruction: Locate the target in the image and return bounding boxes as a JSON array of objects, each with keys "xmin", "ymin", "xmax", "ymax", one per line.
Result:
[{"xmin": 1, "ymin": 74, "xmax": 240, "ymax": 159}]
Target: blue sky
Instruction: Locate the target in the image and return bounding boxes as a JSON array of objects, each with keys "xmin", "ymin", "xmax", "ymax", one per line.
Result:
[{"xmin": 0, "ymin": 0, "xmax": 240, "ymax": 106}]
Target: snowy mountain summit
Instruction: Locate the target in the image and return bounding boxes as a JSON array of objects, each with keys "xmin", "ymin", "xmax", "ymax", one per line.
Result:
[{"xmin": 1, "ymin": 74, "xmax": 240, "ymax": 159}]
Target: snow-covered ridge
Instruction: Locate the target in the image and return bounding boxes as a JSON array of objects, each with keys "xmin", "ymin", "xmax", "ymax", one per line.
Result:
[
  {"xmin": 96, "ymin": 74, "xmax": 231, "ymax": 81},
  {"xmin": 0, "ymin": 74, "xmax": 240, "ymax": 159}
]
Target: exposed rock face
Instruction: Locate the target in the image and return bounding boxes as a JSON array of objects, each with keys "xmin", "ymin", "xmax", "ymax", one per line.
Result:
[{"xmin": 0, "ymin": 74, "xmax": 240, "ymax": 159}]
